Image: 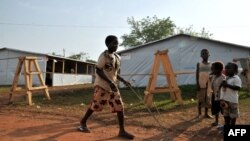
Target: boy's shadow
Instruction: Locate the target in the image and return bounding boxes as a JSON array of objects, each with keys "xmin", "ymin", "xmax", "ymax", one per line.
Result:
[
  {"xmin": 7, "ymin": 119, "xmax": 79, "ymax": 141},
  {"xmin": 145, "ymin": 116, "xmax": 204, "ymax": 140}
]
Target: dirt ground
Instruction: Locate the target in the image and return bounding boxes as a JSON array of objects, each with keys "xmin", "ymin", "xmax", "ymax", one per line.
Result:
[
  {"xmin": 0, "ymin": 107, "xmax": 224, "ymax": 141},
  {"xmin": 0, "ymin": 88, "xmax": 249, "ymax": 141}
]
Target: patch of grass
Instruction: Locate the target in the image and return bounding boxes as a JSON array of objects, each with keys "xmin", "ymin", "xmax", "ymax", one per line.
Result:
[
  {"xmin": 9, "ymin": 85, "xmax": 250, "ymax": 116},
  {"xmin": 31, "ymin": 88, "xmax": 94, "ymax": 106},
  {"xmin": 10, "ymin": 85, "xmax": 197, "ymax": 109},
  {"xmin": 0, "ymin": 86, "xmax": 11, "ymax": 94},
  {"xmin": 119, "ymin": 85, "xmax": 197, "ymax": 112},
  {"xmin": 239, "ymin": 87, "xmax": 250, "ymax": 108}
]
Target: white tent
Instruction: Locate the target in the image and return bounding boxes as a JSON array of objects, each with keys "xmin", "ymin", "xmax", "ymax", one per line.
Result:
[
  {"xmin": 0, "ymin": 48, "xmax": 95, "ymax": 86},
  {"xmin": 118, "ymin": 34, "xmax": 250, "ymax": 87}
]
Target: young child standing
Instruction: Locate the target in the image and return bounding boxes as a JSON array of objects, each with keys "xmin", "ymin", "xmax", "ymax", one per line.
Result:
[
  {"xmin": 77, "ymin": 35, "xmax": 134, "ymax": 139},
  {"xmin": 210, "ymin": 62, "xmax": 226, "ymax": 126},
  {"xmin": 220, "ymin": 62, "xmax": 241, "ymax": 126},
  {"xmin": 196, "ymin": 49, "xmax": 213, "ymax": 118}
]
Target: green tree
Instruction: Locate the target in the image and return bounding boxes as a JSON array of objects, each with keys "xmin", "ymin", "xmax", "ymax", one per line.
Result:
[
  {"xmin": 120, "ymin": 16, "xmax": 176, "ymax": 48},
  {"xmin": 68, "ymin": 52, "xmax": 89, "ymax": 61},
  {"xmin": 51, "ymin": 52, "xmax": 63, "ymax": 57},
  {"xmin": 86, "ymin": 59, "xmax": 97, "ymax": 64},
  {"xmin": 175, "ymin": 25, "xmax": 213, "ymax": 38},
  {"xmin": 121, "ymin": 16, "xmax": 213, "ymax": 48}
]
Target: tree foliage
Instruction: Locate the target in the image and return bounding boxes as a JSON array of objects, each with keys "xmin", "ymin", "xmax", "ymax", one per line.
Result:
[
  {"xmin": 86, "ymin": 59, "xmax": 97, "ymax": 63},
  {"xmin": 121, "ymin": 16, "xmax": 213, "ymax": 48},
  {"xmin": 51, "ymin": 52, "xmax": 63, "ymax": 57},
  {"xmin": 68, "ymin": 52, "xmax": 89, "ymax": 61},
  {"xmin": 175, "ymin": 25, "xmax": 213, "ymax": 38},
  {"xmin": 120, "ymin": 16, "xmax": 176, "ymax": 47}
]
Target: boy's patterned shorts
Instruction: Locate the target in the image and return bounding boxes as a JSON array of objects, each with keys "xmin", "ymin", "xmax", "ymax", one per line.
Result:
[
  {"xmin": 89, "ymin": 86, "xmax": 124, "ymax": 112},
  {"xmin": 222, "ymin": 101, "xmax": 239, "ymax": 118}
]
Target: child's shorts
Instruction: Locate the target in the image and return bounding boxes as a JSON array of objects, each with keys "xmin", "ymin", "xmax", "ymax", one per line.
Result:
[
  {"xmin": 89, "ymin": 86, "xmax": 124, "ymax": 113},
  {"xmin": 222, "ymin": 101, "xmax": 239, "ymax": 118},
  {"xmin": 211, "ymin": 94, "xmax": 223, "ymax": 115}
]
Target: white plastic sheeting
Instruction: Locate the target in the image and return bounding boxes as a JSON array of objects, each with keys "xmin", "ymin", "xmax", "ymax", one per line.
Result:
[
  {"xmin": 52, "ymin": 73, "xmax": 92, "ymax": 86},
  {"xmin": 119, "ymin": 35, "xmax": 250, "ymax": 87}
]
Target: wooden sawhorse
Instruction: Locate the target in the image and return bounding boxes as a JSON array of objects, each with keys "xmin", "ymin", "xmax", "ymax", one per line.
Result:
[
  {"xmin": 9, "ymin": 56, "xmax": 51, "ymax": 105},
  {"xmin": 144, "ymin": 50, "xmax": 183, "ymax": 106}
]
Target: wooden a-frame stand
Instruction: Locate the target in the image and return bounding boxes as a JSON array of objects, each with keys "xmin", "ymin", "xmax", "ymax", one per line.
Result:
[
  {"xmin": 9, "ymin": 56, "xmax": 51, "ymax": 105},
  {"xmin": 144, "ymin": 50, "xmax": 183, "ymax": 106}
]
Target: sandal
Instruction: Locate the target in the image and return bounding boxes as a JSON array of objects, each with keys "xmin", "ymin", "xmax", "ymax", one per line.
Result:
[
  {"xmin": 217, "ymin": 125, "xmax": 224, "ymax": 131},
  {"xmin": 204, "ymin": 114, "xmax": 213, "ymax": 119},
  {"xmin": 77, "ymin": 126, "xmax": 90, "ymax": 133},
  {"xmin": 118, "ymin": 131, "xmax": 134, "ymax": 140},
  {"xmin": 211, "ymin": 122, "xmax": 218, "ymax": 126},
  {"xmin": 196, "ymin": 114, "xmax": 202, "ymax": 119}
]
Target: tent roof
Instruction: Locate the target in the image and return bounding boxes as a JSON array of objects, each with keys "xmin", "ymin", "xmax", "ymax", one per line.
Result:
[
  {"xmin": 0, "ymin": 47, "xmax": 96, "ymax": 65},
  {"xmin": 0, "ymin": 47, "xmax": 46, "ymax": 56},
  {"xmin": 118, "ymin": 33, "xmax": 250, "ymax": 54}
]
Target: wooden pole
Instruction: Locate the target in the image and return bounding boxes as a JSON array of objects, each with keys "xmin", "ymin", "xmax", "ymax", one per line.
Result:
[{"xmin": 9, "ymin": 58, "xmax": 24, "ymax": 104}]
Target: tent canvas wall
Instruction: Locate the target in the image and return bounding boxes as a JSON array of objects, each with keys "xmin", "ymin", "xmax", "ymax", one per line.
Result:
[
  {"xmin": 118, "ymin": 34, "xmax": 250, "ymax": 87},
  {"xmin": 0, "ymin": 48, "xmax": 46, "ymax": 86},
  {"xmin": 0, "ymin": 48, "xmax": 95, "ymax": 86}
]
